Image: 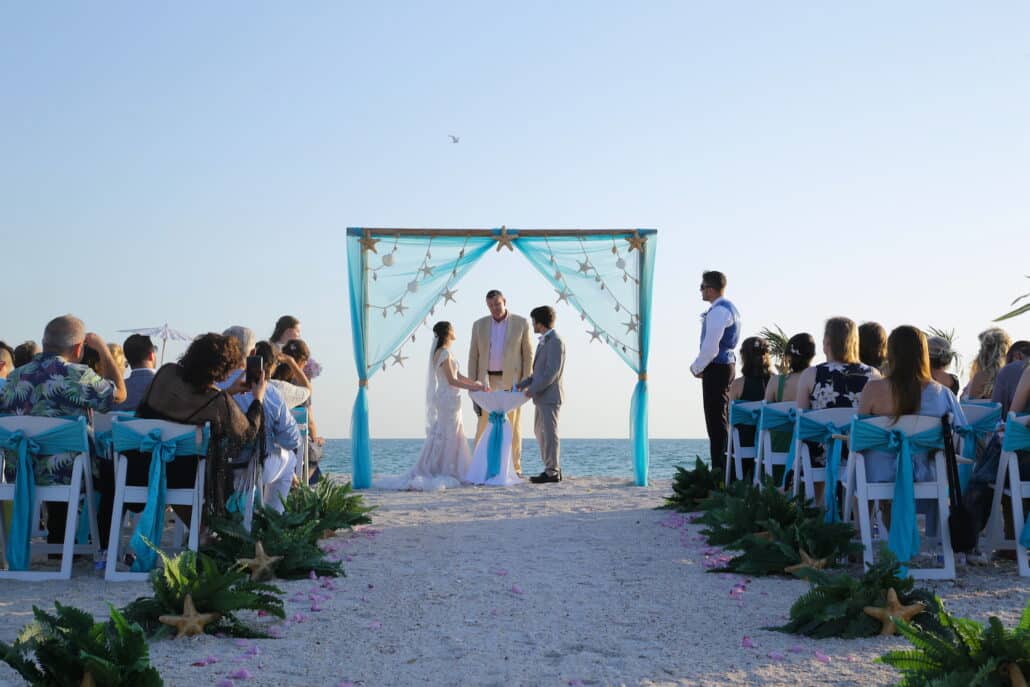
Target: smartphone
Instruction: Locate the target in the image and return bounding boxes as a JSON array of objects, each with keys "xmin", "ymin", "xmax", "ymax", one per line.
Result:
[{"xmin": 245, "ymin": 355, "xmax": 263, "ymax": 385}]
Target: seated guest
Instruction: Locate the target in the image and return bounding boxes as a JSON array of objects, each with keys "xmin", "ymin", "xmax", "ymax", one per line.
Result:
[
  {"xmin": 859, "ymin": 322, "xmax": 888, "ymax": 373},
  {"xmin": 857, "ymin": 326, "xmax": 967, "ymax": 536},
  {"xmin": 797, "ymin": 317, "xmax": 880, "ymax": 411},
  {"xmin": 107, "ymin": 343, "xmax": 127, "ymax": 375},
  {"xmin": 122, "ymin": 333, "xmax": 264, "ymax": 529},
  {"xmin": 764, "ymin": 332, "xmax": 817, "ymax": 453},
  {"xmin": 0, "ymin": 316, "xmax": 126, "ymax": 545},
  {"xmin": 729, "ymin": 337, "xmax": 772, "ymax": 452},
  {"xmin": 927, "ymin": 336, "xmax": 961, "ymax": 395},
  {"xmin": 13, "ymin": 340, "xmax": 38, "ymax": 368},
  {"xmin": 275, "ymin": 338, "xmax": 324, "ymax": 483},
  {"xmin": 992, "ymin": 340, "xmax": 1030, "ymax": 416},
  {"xmin": 1012, "ymin": 365, "xmax": 1030, "ymax": 416},
  {"xmin": 112, "ymin": 334, "xmax": 158, "ymax": 412},
  {"xmin": 0, "ymin": 344, "xmax": 12, "ymax": 389},
  {"xmin": 963, "ymin": 327, "xmax": 1011, "ymax": 400}
]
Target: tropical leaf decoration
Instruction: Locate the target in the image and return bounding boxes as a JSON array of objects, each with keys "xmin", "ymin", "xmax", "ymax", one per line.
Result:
[
  {"xmin": 714, "ymin": 516, "xmax": 860, "ymax": 576},
  {"xmin": 996, "ymin": 276, "xmax": 1030, "ymax": 322},
  {"xmin": 879, "ymin": 596, "xmax": 1030, "ymax": 687},
  {"xmin": 283, "ymin": 477, "xmax": 375, "ymax": 534},
  {"xmin": 760, "ymin": 325, "xmax": 791, "ymax": 374},
  {"xmin": 696, "ymin": 479, "xmax": 820, "ymax": 548},
  {"xmin": 660, "ymin": 457, "xmax": 723, "ymax": 512},
  {"xmin": 120, "ymin": 549, "xmax": 284, "ymax": 639},
  {"xmin": 0, "ymin": 603, "xmax": 162, "ymax": 686},
  {"xmin": 771, "ymin": 549, "xmax": 944, "ymax": 639},
  {"xmin": 202, "ymin": 506, "xmax": 344, "ymax": 579}
]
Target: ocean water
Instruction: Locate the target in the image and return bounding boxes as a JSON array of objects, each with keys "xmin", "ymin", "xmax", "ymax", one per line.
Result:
[{"xmin": 319, "ymin": 438, "xmax": 710, "ymax": 482}]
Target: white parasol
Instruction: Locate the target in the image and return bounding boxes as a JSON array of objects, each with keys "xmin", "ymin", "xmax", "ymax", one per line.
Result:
[{"xmin": 117, "ymin": 323, "xmax": 193, "ymax": 364}]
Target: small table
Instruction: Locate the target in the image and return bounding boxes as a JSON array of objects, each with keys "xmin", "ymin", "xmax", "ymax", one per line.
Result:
[{"xmin": 465, "ymin": 390, "xmax": 530, "ymax": 486}]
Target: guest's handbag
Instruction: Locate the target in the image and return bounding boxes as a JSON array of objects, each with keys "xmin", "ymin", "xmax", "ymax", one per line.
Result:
[{"xmin": 942, "ymin": 413, "xmax": 978, "ymax": 552}]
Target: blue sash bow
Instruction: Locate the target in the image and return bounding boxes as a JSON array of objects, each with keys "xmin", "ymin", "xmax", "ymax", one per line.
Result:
[
  {"xmin": 1001, "ymin": 417, "xmax": 1030, "ymax": 548},
  {"xmin": 112, "ymin": 422, "xmax": 209, "ymax": 572},
  {"xmin": 486, "ymin": 411, "xmax": 506, "ymax": 480},
  {"xmin": 756, "ymin": 405, "xmax": 795, "ymax": 482},
  {"xmin": 954, "ymin": 405, "xmax": 1001, "ymax": 490},
  {"xmin": 851, "ymin": 417, "xmax": 945, "ymax": 565},
  {"xmin": 793, "ymin": 416, "xmax": 851, "ymax": 522},
  {"xmin": 729, "ymin": 402, "xmax": 761, "ymax": 428},
  {"xmin": 0, "ymin": 417, "xmax": 89, "ymax": 570}
]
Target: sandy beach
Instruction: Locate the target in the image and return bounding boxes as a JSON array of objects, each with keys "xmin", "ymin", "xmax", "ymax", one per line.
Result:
[{"xmin": 1, "ymin": 476, "xmax": 1028, "ymax": 687}]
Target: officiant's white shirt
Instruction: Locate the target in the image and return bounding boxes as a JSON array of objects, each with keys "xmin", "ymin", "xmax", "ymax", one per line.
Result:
[{"xmin": 488, "ymin": 315, "xmax": 509, "ymax": 371}]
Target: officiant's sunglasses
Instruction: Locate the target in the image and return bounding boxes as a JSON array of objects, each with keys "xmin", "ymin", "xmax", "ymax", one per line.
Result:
[{"xmin": 699, "ymin": 283, "xmax": 715, "ymax": 291}]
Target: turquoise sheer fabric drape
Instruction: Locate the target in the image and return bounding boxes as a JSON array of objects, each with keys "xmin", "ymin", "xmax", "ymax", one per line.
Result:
[
  {"xmin": 850, "ymin": 417, "xmax": 945, "ymax": 566},
  {"xmin": 347, "ymin": 229, "xmax": 495, "ymax": 488},
  {"xmin": 0, "ymin": 417, "xmax": 90, "ymax": 570},
  {"xmin": 112, "ymin": 421, "xmax": 209, "ymax": 572},
  {"xmin": 514, "ymin": 231, "xmax": 655, "ymax": 485},
  {"xmin": 1000, "ymin": 416, "xmax": 1030, "ymax": 547}
]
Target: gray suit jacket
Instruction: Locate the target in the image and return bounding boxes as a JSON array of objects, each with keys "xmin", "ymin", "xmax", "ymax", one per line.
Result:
[{"xmin": 517, "ymin": 330, "xmax": 565, "ymax": 406}]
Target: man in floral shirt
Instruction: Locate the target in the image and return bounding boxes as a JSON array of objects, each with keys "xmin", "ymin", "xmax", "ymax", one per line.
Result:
[{"xmin": 0, "ymin": 315, "xmax": 126, "ymax": 543}]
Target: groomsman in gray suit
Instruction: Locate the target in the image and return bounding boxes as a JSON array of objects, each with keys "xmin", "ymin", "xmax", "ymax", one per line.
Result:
[{"xmin": 516, "ymin": 306, "xmax": 565, "ymax": 483}]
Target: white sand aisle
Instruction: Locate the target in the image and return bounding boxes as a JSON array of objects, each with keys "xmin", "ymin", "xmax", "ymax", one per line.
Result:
[{"xmin": 1, "ymin": 477, "xmax": 1028, "ymax": 686}]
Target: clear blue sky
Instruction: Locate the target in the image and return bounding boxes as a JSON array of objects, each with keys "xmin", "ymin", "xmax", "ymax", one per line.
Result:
[{"xmin": 2, "ymin": 2, "xmax": 1028, "ymax": 441}]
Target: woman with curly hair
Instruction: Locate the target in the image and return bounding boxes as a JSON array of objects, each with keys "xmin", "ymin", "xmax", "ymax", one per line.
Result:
[
  {"xmin": 728, "ymin": 337, "xmax": 772, "ymax": 458},
  {"xmin": 963, "ymin": 327, "xmax": 1011, "ymax": 400}
]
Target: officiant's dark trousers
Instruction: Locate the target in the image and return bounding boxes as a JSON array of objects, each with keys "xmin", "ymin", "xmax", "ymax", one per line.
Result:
[{"xmin": 702, "ymin": 363, "xmax": 734, "ymax": 476}]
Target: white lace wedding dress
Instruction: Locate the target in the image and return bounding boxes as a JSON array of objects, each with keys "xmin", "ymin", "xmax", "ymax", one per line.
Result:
[{"xmin": 375, "ymin": 348, "xmax": 472, "ymax": 491}]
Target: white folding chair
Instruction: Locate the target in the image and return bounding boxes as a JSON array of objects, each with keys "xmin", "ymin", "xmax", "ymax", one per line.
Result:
[
  {"xmin": 995, "ymin": 413, "xmax": 1030, "ymax": 575},
  {"xmin": 0, "ymin": 416, "xmax": 100, "ymax": 580},
  {"xmin": 792, "ymin": 408, "xmax": 857, "ymax": 503},
  {"xmin": 105, "ymin": 418, "xmax": 208, "ymax": 581},
  {"xmin": 849, "ymin": 414, "xmax": 955, "ymax": 580},
  {"xmin": 754, "ymin": 402, "xmax": 794, "ymax": 484},
  {"xmin": 726, "ymin": 400, "xmax": 762, "ymax": 484}
]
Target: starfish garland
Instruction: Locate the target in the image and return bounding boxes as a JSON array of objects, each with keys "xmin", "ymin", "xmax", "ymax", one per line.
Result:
[
  {"xmin": 625, "ymin": 230, "xmax": 646, "ymax": 253},
  {"xmin": 442, "ymin": 287, "xmax": 458, "ymax": 304},
  {"xmin": 587, "ymin": 328, "xmax": 603, "ymax": 342},
  {"xmin": 158, "ymin": 594, "xmax": 221, "ymax": 638},
  {"xmin": 237, "ymin": 541, "xmax": 282, "ymax": 581},
  {"xmin": 359, "ymin": 234, "xmax": 380, "ymax": 253},
  {"xmin": 392, "ymin": 352, "xmax": 409, "ymax": 367},
  {"xmin": 862, "ymin": 588, "xmax": 925, "ymax": 636},
  {"xmin": 783, "ymin": 549, "xmax": 829, "ymax": 574},
  {"xmin": 555, "ymin": 288, "xmax": 571, "ymax": 304},
  {"xmin": 493, "ymin": 225, "xmax": 518, "ymax": 252}
]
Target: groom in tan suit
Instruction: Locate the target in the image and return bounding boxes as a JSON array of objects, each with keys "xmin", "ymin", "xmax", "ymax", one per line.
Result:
[{"xmin": 469, "ymin": 289, "xmax": 534, "ymax": 474}]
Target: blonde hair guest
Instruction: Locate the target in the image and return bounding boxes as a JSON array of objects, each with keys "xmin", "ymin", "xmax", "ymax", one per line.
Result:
[
  {"xmin": 107, "ymin": 343, "xmax": 127, "ymax": 374},
  {"xmin": 796, "ymin": 317, "xmax": 880, "ymax": 411},
  {"xmin": 963, "ymin": 327, "xmax": 1011, "ymax": 400}
]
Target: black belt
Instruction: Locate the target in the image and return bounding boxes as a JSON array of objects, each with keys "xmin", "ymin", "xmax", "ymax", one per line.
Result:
[{"xmin": 488, "ymin": 371, "xmax": 503, "ymax": 375}]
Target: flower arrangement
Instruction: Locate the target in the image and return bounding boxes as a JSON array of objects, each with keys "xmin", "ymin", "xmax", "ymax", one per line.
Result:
[{"xmin": 303, "ymin": 357, "xmax": 323, "ymax": 380}]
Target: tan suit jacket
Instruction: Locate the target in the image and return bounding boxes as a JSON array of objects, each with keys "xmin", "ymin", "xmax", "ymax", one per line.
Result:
[{"xmin": 468, "ymin": 313, "xmax": 534, "ymax": 391}]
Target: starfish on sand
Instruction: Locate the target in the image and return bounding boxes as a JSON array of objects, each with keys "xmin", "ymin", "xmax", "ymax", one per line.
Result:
[
  {"xmin": 863, "ymin": 588, "xmax": 925, "ymax": 635},
  {"xmin": 237, "ymin": 541, "xmax": 283, "ymax": 581},
  {"xmin": 783, "ymin": 549, "xmax": 829, "ymax": 574},
  {"xmin": 158, "ymin": 594, "xmax": 220, "ymax": 638}
]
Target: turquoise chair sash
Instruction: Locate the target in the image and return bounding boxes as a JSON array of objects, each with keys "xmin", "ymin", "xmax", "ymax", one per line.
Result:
[
  {"xmin": 793, "ymin": 414, "xmax": 852, "ymax": 522},
  {"xmin": 0, "ymin": 417, "xmax": 89, "ymax": 570},
  {"xmin": 486, "ymin": 411, "xmax": 505, "ymax": 480},
  {"xmin": 112, "ymin": 422, "xmax": 209, "ymax": 572},
  {"xmin": 1000, "ymin": 417, "xmax": 1030, "ymax": 548},
  {"xmin": 758, "ymin": 405, "xmax": 795, "ymax": 477},
  {"xmin": 850, "ymin": 417, "xmax": 945, "ymax": 565},
  {"xmin": 729, "ymin": 402, "xmax": 761, "ymax": 428},
  {"xmin": 291, "ymin": 406, "xmax": 308, "ymax": 426},
  {"xmin": 954, "ymin": 405, "xmax": 1002, "ymax": 490}
]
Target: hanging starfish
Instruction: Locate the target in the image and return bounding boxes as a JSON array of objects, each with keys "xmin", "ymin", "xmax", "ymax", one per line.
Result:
[
  {"xmin": 624, "ymin": 230, "xmax": 647, "ymax": 253},
  {"xmin": 359, "ymin": 234, "xmax": 381, "ymax": 253},
  {"xmin": 493, "ymin": 225, "xmax": 518, "ymax": 252},
  {"xmin": 863, "ymin": 588, "xmax": 925, "ymax": 635},
  {"xmin": 419, "ymin": 264, "xmax": 435, "ymax": 278},
  {"xmin": 442, "ymin": 287, "xmax": 458, "ymax": 304},
  {"xmin": 587, "ymin": 328, "xmax": 603, "ymax": 342},
  {"xmin": 553, "ymin": 269, "xmax": 562, "ymax": 280},
  {"xmin": 158, "ymin": 594, "xmax": 221, "ymax": 638},
  {"xmin": 753, "ymin": 530, "xmax": 775, "ymax": 541},
  {"xmin": 237, "ymin": 541, "xmax": 282, "ymax": 581},
  {"xmin": 394, "ymin": 302, "xmax": 408, "ymax": 315},
  {"xmin": 392, "ymin": 352, "xmax": 409, "ymax": 367},
  {"xmin": 577, "ymin": 259, "xmax": 593, "ymax": 274},
  {"xmin": 555, "ymin": 288, "xmax": 571, "ymax": 304},
  {"xmin": 623, "ymin": 318, "xmax": 638, "ymax": 333},
  {"xmin": 783, "ymin": 549, "xmax": 829, "ymax": 574},
  {"xmin": 81, "ymin": 672, "xmax": 96, "ymax": 687}
]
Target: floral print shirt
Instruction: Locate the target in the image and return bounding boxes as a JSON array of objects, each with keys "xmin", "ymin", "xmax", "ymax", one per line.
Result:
[
  {"xmin": 809, "ymin": 362, "xmax": 875, "ymax": 410},
  {"xmin": 0, "ymin": 353, "xmax": 115, "ymax": 485}
]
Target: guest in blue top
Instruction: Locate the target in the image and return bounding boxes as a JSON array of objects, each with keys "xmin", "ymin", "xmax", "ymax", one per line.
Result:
[
  {"xmin": 112, "ymin": 334, "xmax": 158, "ymax": 412},
  {"xmin": 690, "ymin": 271, "xmax": 740, "ymax": 471}
]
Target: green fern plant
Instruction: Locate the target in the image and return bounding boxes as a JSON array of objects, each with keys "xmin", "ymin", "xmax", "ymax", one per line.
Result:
[
  {"xmin": 284, "ymin": 477, "xmax": 375, "ymax": 534},
  {"xmin": 660, "ymin": 458, "xmax": 723, "ymax": 512},
  {"xmin": 203, "ymin": 506, "xmax": 343, "ymax": 579},
  {"xmin": 771, "ymin": 549, "xmax": 943, "ymax": 638},
  {"xmin": 879, "ymin": 596, "xmax": 1030, "ymax": 687},
  {"xmin": 996, "ymin": 276, "xmax": 1030, "ymax": 322},
  {"xmin": 760, "ymin": 325, "xmax": 791, "ymax": 374},
  {"xmin": 697, "ymin": 480, "xmax": 820, "ymax": 548},
  {"xmin": 120, "ymin": 549, "xmax": 284, "ymax": 639},
  {"xmin": 0, "ymin": 603, "xmax": 162, "ymax": 686},
  {"xmin": 714, "ymin": 516, "xmax": 860, "ymax": 575}
]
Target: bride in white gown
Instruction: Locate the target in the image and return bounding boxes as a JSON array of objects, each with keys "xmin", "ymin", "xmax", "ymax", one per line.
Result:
[{"xmin": 376, "ymin": 322, "xmax": 486, "ymax": 491}]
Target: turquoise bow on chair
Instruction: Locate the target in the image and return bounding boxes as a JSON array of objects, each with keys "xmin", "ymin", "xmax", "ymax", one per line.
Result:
[
  {"xmin": 1001, "ymin": 416, "xmax": 1030, "ymax": 548},
  {"xmin": 0, "ymin": 417, "xmax": 89, "ymax": 570},
  {"xmin": 793, "ymin": 416, "xmax": 851, "ymax": 522},
  {"xmin": 851, "ymin": 417, "xmax": 945, "ymax": 565},
  {"xmin": 757, "ymin": 405, "xmax": 795, "ymax": 483},
  {"xmin": 729, "ymin": 402, "xmax": 761, "ymax": 428},
  {"xmin": 954, "ymin": 405, "xmax": 1001, "ymax": 490},
  {"xmin": 112, "ymin": 422, "xmax": 209, "ymax": 573},
  {"xmin": 486, "ymin": 412, "xmax": 506, "ymax": 480}
]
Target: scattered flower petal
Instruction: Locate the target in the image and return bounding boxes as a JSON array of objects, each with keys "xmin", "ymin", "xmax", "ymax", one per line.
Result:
[
  {"xmin": 510, "ymin": 584, "xmax": 524, "ymax": 595},
  {"xmin": 229, "ymin": 668, "xmax": 253, "ymax": 679},
  {"xmin": 369, "ymin": 620, "xmax": 383, "ymax": 630},
  {"xmin": 789, "ymin": 644, "xmax": 805, "ymax": 654},
  {"xmin": 741, "ymin": 636, "xmax": 756, "ymax": 649},
  {"xmin": 814, "ymin": 650, "xmax": 831, "ymax": 664},
  {"xmin": 768, "ymin": 651, "xmax": 785, "ymax": 661}
]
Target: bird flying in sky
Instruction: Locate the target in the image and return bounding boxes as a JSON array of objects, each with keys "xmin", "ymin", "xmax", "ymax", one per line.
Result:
[{"xmin": 448, "ymin": 134, "xmax": 460, "ymax": 143}]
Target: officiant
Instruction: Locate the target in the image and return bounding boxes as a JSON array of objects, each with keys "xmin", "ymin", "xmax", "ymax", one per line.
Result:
[{"xmin": 469, "ymin": 289, "xmax": 534, "ymax": 475}]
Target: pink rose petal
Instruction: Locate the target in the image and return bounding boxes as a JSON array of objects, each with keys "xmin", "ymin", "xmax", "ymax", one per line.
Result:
[
  {"xmin": 369, "ymin": 620, "xmax": 383, "ymax": 630},
  {"xmin": 311, "ymin": 604, "xmax": 323, "ymax": 612},
  {"xmin": 510, "ymin": 584, "xmax": 524, "ymax": 595},
  {"xmin": 814, "ymin": 650, "xmax": 830, "ymax": 664},
  {"xmin": 768, "ymin": 651, "xmax": 785, "ymax": 661},
  {"xmin": 493, "ymin": 569, "xmax": 509, "ymax": 576},
  {"xmin": 741, "ymin": 636, "xmax": 756, "ymax": 649},
  {"xmin": 309, "ymin": 570, "xmax": 318, "ymax": 580},
  {"xmin": 229, "ymin": 669, "xmax": 252, "ymax": 679},
  {"xmin": 789, "ymin": 644, "xmax": 805, "ymax": 653},
  {"xmin": 216, "ymin": 681, "xmax": 235, "ymax": 687},
  {"xmin": 244, "ymin": 645, "xmax": 260, "ymax": 657}
]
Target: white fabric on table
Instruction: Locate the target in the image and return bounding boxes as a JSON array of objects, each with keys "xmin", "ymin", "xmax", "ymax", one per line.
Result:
[{"xmin": 465, "ymin": 390, "xmax": 530, "ymax": 486}]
